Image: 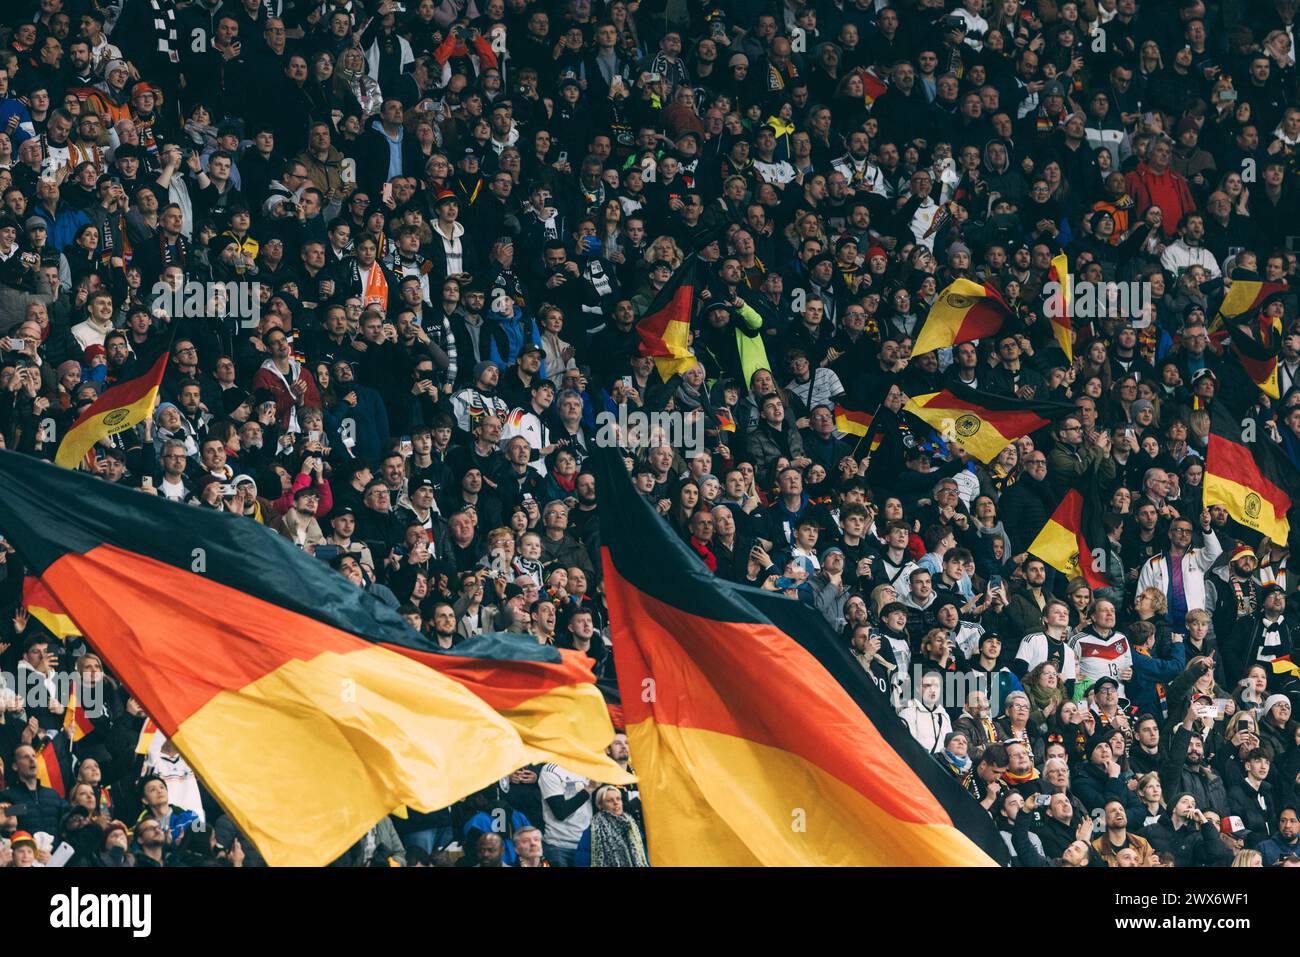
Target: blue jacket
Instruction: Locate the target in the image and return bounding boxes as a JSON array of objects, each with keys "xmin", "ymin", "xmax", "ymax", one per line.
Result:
[
  {"xmin": 486, "ymin": 307, "xmax": 544, "ymax": 373},
  {"xmin": 464, "ymin": 809, "xmax": 532, "ymax": 865},
  {"xmin": 1128, "ymin": 642, "xmax": 1187, "ymax": 721},
  {"xmin": 35, "ymin": 203, "xmax": 91, "ymax": 256},
  {"xmin": 331, "ymin": 384, "xmax": 389, "ymax": 464},
  {"xmin": 0, "ymin": 97, "xmax": 33, "ymax": 151}
]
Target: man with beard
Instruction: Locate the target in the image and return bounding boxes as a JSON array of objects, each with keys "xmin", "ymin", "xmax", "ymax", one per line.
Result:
[
  {"xmin": 1092, "ymin": 799, "xmax": 1156, "ymax": 866},
  {"xmin": 1160, "ymin": 701, "xmax": 1230, "ymax": 818},
  {"xmin": 451, "ymin": 361, "xmax": 510, "ymax": 434}
]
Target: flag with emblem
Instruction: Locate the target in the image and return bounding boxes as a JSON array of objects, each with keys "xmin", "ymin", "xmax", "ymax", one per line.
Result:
[
  {"xmin": 54, "ymin": 347, "xmax": 170, "ymax": 469},
  {"xmin": 903, "ymin": 385, "xmax": 1072, "ymax": 464},
  {"xmin": 1028, "ymin": 489, "xmax": 1110, "ymax": 589},
  {"xmin": 1204, "ymin": 402, "xmax": 1294, "ymax": 544},
  {"xmin": 913, "ymin": 279, "xmax": 1013, "ymax": 355}
]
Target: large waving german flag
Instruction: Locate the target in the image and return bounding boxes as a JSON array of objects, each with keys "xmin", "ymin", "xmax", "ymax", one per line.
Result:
[
  {"xmin": 636, "ymin": 255, "xmax": 703, "ymax": 380},
  {"xmin": 1211, "ymin": 279, "xmax": 1288, "ymax": 334},
  {"xmin": 1046, "ymin": 253, "xmax": 1073, "ymax": 361},
  {"xmin": 1205, "ymin": 403, "xmax": 1294, "ymax": 543},
  {"xmin": 913, "ymin": 278, "xmax": 1013, "ymax": 355},
  {"xmin": 0, "ymin": 450, "xmax": 539, "ymax": 867},
  {"xmin": 904, "ymin": 385, "xmax": 1073, "ymax": 464},
  {"xmin": 1028, "ymin": 489, "xmax": 1109, "ymax": 589},
  {"xmin": 1229, "ymin": 314, "xmax": 1282, "ymax": 400},
  {"xmin": 592, "ymin": 446, "xmax": 1007, "ymax": 866},
  {"xmin": 54, "ymin": 347, "xmax": 169, "ymax": 469}
]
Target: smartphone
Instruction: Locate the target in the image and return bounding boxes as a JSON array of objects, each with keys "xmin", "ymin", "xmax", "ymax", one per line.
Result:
[
  {"xmin": 620, "ymin": 375, "xmax": 633, "ymax": 388},
  {"xmin": 1035, "ymin": 794, "xmax": 1052, "ymax": 807},
  {"xmin": 382, "ymin": 182, "xmax": 394, "ymax": 205},
  {"xmin": 1220, "ymin": 89, "xmax": 1238, "ymax": 101},
  {"xmin": 400, "ymin": 436, "xmax": 412, "ymax": 456},
  {"xmin": 988, "ymin": 575, "xmax": 1003, "ymax": 592},
  {"xmin": 309, "ymin": 430, "xmax": 322, "ymax": 443},
  {"xmin": 141, "ymin": 476, "xmax": 153, "ymax": 490},
  {"xmin": 391, "ymin": 545, "xmax": 405, "ymax": 558},
  {"xmin": 48, "ymin": 841, "xmax": 75, "ymax": 867},
  {"xmin": 219, "ymin": 484, "xmax": 236, "ymax": 497},
  {"xmin": 557, "ymin": 150, "xmax": 568, "ymax": 165},
  {"xmin": 774, "ymin": 576, "xmax": 798, "ymax": 589}
]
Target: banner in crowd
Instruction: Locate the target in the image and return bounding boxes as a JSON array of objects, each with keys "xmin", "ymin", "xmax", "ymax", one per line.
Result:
[
  {"xmin": 592, "ymin": 446, "xmax": 1007, "ymax": 866},
  {"xmin": 0, "ymin": 451, "xmax": 596, "ymax": 866},
  {"xmin": 913, "ymin": 278, "xmax": 1013, "ymax": 355},
  {"xmin": 904, "ymin": 385, "xmax": 1073, "ymax": 464},
  {"xmin": 1205, "ymin": 403, "xmax": 1294, "ymax": 544}
]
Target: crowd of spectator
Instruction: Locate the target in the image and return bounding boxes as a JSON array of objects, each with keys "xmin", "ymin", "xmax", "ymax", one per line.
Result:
[{"xmin": 1, "ymin": 0, "xmax": 1300, "ymax": 867}]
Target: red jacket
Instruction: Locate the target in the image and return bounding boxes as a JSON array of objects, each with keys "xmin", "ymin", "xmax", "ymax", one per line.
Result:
[
  {"xmin": 1124, "ymin": 162, "xmax": 1196, "ymax": 238},
  {"xmin": 251, "ymin": 358, "xmax": 322, "ymax": 431}
]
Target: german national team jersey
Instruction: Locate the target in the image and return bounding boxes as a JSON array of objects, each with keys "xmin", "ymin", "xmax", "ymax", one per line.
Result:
[{"xmin": 1072, "ymin": 631, "xmax": 1133, "ymax": 695}]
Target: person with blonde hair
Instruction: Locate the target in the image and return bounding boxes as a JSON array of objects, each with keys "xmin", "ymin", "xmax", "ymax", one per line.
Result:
[{"xmin": 1232, "ymin": 848, "xmax": 1263, "ymax": 866}]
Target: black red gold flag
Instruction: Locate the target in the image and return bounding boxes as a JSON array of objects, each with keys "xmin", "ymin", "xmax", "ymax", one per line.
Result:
[{"xmin": 591, "ymin": 446, "xmax": 1007, "ymax": 866}]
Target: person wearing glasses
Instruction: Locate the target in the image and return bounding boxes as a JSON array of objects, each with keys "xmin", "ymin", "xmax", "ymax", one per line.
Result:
[
  {"xmin": 1047, "ymin": 414, "xmax": 1115, "ymax": 498},
  {"xmin": 1136, "ymin": 510, "xmax": 1222, "ymax": 626}
]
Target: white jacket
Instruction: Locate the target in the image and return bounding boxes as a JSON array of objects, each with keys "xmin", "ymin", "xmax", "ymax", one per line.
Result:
[
  {"xmin": 1160, "ymin": 240, "xmax": 1221, "ymax": 279},
  {"xmin": 1136, "ymin": 531, "xmax": 1223, "ymax": 613},
  {"xmin": 900, "ymin": 699, "xmax": 953, "ymax": 754}
]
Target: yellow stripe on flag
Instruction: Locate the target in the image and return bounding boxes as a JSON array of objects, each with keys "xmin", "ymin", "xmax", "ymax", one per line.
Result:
[
  {"xmin": 627, "ymin": 717, "xmax": 996, "ymax": 866},
  {"xmin": 1048, "ymin": 253, "xmax": 1072, "ymax": 362},
  {"xmin": 55, "ymin": 383, "xmax": 162, "ymax": 469}
]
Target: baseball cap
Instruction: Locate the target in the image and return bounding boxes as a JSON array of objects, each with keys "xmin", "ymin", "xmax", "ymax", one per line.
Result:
[{"xmin": 1220, "ymin": 815, "xmax": 1250, "ymax": 837}]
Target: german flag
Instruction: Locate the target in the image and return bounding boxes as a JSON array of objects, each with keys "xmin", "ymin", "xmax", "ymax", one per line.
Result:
[
  {"xmin": 591, "ymin": 446, "xmax": 1007, "ymax": 866},
  {"xmin": 54, "ymin": 347, "xmax": 169, "ymax": 469},
  {"xmin": 834, "ymin": 401, "xmax": 874, "ymax": 437},
  {"xmin": 1229, "ymin": 314, "xmax": 1282, "ymax": 400},
  {"xmin": 0, "ymin": 450, "xmax": 538, "ymax": 867},
  {"xmin": 1028, "ymin": 489, "xmax": 1109, "ymax": 589},
  {"xmin": 23, "ymin": 575, "xmax": 80, "ymax": 639},
  {"xmin": 63, "ymin": 678, "xmax": 95, "ymax": 743},
  {"xmin": 1046, "ymin": 253, "xmax": 1073, "ymax": 361},
  {"xmin": 135, "ymin": 716, "xmax": 162, "ymax": 756},
  {"xmin": 862, "ymin": 67, "xmax": 888, "ymax": 105},
  {"xmin": 636, "ymin": 255, "xmax": 703, "ymax": 380},
  {"xmin": 913, "ymin": 278, "xmax": 1013, "ymax": 355},
  {"xmin": 715, "ymin": 408, "xmax": 737, "ymax": 432},
  {"xmin": 904, "ymin": 385, "xmax": 1073, "ymax": 465},
  {"xmin": 373, "ymin": 632, "xmax": 631, "ymax": 784},
  {"xmin": 35, "ymin": 735, "xmax": 69, "ymax": 797},
  {"xmin": 1212, "ymin": 279, "xmax": 1288, "ymax": 333},
  {"xmin": 1205, "ymin": 403, "xmax": 1294, "ymax": 543}
]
